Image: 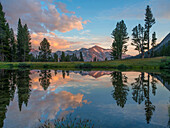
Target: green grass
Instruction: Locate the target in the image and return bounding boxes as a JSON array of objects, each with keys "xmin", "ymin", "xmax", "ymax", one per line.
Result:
[{"xmin": 0, "ymin": 56, "xmax": 170, "ymax": 71}]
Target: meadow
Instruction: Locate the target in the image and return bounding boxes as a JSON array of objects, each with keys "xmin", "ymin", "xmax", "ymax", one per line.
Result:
[{"xmin": 0, "ymin": 56, "xmax": 170, "ymax": 71}]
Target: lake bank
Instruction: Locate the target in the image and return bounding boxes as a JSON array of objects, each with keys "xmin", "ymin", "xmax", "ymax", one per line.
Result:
[{"xmin": 0, "ymin": 56, "xmax": 170, "ymax": 71}]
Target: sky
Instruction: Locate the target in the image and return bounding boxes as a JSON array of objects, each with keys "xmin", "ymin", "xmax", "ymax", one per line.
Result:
[{"xmin": 1, "ymin": 0, "xmax": 170, "ymax": 55}]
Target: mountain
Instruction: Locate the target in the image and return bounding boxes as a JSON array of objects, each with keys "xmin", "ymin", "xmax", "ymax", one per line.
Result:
[
  {"xmin": 30, "ymin": 45, "xmax": 131, "ymax": 61},
  {"xmin": 153, "ymin": 33, "xmax": 170, "ymax": 52},
  {"xmin": 80, "ymin": 71, "xmax": 112, "ymax": 78},
  {"xmin": 54, "ymin": 45, "xmax": 131, "ymax": 61},
  {"xmin": 30, "ymin": 48, "xmax": 39, "ymax": 57}
]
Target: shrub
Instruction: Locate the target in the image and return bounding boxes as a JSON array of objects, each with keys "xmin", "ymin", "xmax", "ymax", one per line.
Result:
[
  {"xmin": 6, "ymin": 64, "xmax": 13, "ymax": 68},
  {"xmin": 75, "ymin": 63, "xmax": 93, "ymax": 69},
  {"xmin": 18, "ymin": 63, "xmax": 31, "ymax": 68},
  {"xmin": 161, "ymin": 58, "xmax": 167, "ymax": 62},
  {"xmin": 43, "ymin": 64, "xmax": 49, "ymax": 68},
  {"xmin": 160, "ymin": 60, "xmax": 170, "ymax": 69},
  {"xmin": 117, "ymin": 64, "xmax": 128, "ymax": 70},
  {"xmin": 38, "ymin": 116, "xmax": 94, "ymax": 128}
]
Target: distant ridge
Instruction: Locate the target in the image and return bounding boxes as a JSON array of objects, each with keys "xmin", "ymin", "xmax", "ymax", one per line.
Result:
[
  {"xmin": 154, "ymin": 33, "xmax": 170, "ymax": 52},
  {"xmin": 30, "ymin": 45, "xmax": 131, "ymax": 61},
  {"xmin": 54, "ymin": 45, "xmax": 131, "ymax": 61}
]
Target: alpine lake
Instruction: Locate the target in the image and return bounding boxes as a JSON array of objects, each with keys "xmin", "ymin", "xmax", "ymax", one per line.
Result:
[{"xmin": 0, "ymin": 69, "xmax": 170, "ymax": 128}]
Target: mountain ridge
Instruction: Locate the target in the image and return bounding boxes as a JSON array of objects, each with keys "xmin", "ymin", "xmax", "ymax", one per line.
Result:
[{"xmin": 30, "ymin": 45, "xmax": 131, "ymax": 61}]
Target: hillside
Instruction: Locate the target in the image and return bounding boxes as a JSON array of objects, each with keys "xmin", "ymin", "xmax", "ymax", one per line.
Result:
[{"xmin": 131, "ymin": 33, "xmax": 170, "ymax": 58}]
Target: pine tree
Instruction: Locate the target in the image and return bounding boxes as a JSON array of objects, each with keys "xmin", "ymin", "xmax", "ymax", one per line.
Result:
[
  {"xmin": 111, "ymin": 20, "xmax": 129, "ymax": 60},
  {"xmin": 60, "ymin": 51, "xmax": 65, "ymax": 62},
  {"xmin": 4, "ymin": 23, "xmax": 10, "ymax": 61},
  {"xmin": 93, "ymin": 57, "xmax": 97, "ymax": 62},
  {"xmin": 17, "ymin": 18, "xmax": 24, "ymax": 62},
  {"xmin": 17, "ymin": 20, "xmax": 31, "ymax": 62},
  {"xmin": 38, "ymin": 38, "xmax": 52, "ymax": 62},
  {"xmin": 131, "ymin": 24, "xmax": 147, "ymax": 58},
  {"xmin": 80, "ymin": 52, "xmax": 84, "ymax": 61},
  {"xmin": 0, "ymin": 3, "xmax": 10, "ymax": 61},
  {"xmin": 65, "ymin": 54, "xmax": 70, "ymax": 62},
  {"xmin": 9, "ymin": 28, "xmax": 17, "ymax": 62},
  {"xmin": 23, "ymin": 24, "xmax": 31, "ymax": 61},
  {"xmin": 53, "ymin": 53, "xmax": 58, "ymax": 62},
  {"xmin": 144, "ymin": 5, "xmax": 155, "ymax": 58},
  {"xmin": 151, "ymin": 32, "xmax": 157, "ymax": 57}
]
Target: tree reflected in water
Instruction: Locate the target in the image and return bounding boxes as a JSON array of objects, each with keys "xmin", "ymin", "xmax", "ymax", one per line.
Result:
[
  {"xmin": 131, "ymin": 72, "xmax": 145, "ymax": 104},
  {"xmin": 0, "ymin": 70, "xmax": 32, "ymax": 126},
  {"xmin": 39, "ymin": 70, "xmax": 52, "ymax": 90},
  {"xmin": 0, "ymin": 70, "xmax": 16, "ymax": 128},
  {"xmin": 62, "ymin": 70, "xmax": 66, "ymax": 79},
  {"xmin": 111, "ymin": 72, "xmax": 159, "ymax": 124},
  {"xmin": 17, "ymin": 70, "xmax": 32, "ymax": 111},
  {"xmin": 111, "ymin": 72, "xmax": 129, "ymax": 108},
  {"xmin": 131, "ymin": 73, "xmax": 156, "ymax": 124}
]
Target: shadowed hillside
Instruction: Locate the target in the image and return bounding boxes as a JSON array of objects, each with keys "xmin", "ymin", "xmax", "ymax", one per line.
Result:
[{"xmin": 131, "ymin": 33, "xmax": 170, "ymax": 59}]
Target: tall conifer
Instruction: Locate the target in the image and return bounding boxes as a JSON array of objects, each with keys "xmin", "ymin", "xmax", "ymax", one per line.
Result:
[{"xmin": 144, "ymin": 5, "xmax": 155, "ymax": 58}]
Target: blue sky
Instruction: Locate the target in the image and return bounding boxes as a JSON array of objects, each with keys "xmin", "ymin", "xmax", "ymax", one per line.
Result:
[{"xmin": 2, "ymin": 0, "xmax": 170, "ymax": 55}]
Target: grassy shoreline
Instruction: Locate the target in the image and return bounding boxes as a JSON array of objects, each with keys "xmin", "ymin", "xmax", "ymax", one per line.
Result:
[{"xmin": 0, "ymin": 56, "xmax": 169, "ymax": 71}]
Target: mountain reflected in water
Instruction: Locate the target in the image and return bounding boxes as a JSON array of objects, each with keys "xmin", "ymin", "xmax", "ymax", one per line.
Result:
[{"xmin": 0, "ymin": 69, "xmax": 169, "ymax": 128}]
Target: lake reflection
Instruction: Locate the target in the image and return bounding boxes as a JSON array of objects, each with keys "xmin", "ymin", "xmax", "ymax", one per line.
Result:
[{"xmin": 0, "ymin": 69, "xmax": 169, "ymax": 128}]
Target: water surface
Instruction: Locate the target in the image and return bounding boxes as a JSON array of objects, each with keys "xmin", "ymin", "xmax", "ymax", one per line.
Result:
[{"xmin": 0, "ymin": 69, "xmax": 170, "ymax": 128}]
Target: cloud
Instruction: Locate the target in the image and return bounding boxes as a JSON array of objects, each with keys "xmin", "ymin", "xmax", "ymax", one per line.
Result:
[
  {"xmin": 77, "ymin": 6, "xmax": 81, "ymax": 9},
  {"xmin": 82, "ymin": 20, "xmax": 91, "ymax": 24},
  {"xmin": 1, "ymin": 0, "xmax": 88, "ymax": 33},
  {"xmin": 55, "ymin": 2, "xmax": 75, "ymax": 14},
  {"xmin": 5, "ymin": 90, "xmax": 88, "ymax": 128},
  {"xmin": 80, "ymin": 30, "xmax": 91, "ymax": 35},
  {"xmin": 31, "ymin": 32, "xmax": 82, "ymax": 51}
]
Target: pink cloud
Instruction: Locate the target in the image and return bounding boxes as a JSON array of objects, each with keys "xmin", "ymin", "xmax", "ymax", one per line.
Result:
[
  {"xmin": 1, "ymin": 0, "xmax": 88, "ymax": 33},
  {"xmin": 55, "ymin": 2, "xmax": 75, "ymax": 14},
  {"xmin": 31, "ymin": 32, "xmax": 82, "ymax": 51},
  {"xmin": 83, "ymin": 20, "xmax": 91, "ymax": 24}
]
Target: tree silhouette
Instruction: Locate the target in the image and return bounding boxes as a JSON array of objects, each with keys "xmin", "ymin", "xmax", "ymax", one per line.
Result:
[
  {"xmin": 38, "ymin": 38, "xmax": 52, "ymax": 62},
  {"xmin": 131, "ymin": 73, "xmax": 156, "ymax": 124},
  {"xmin": 39, "ymin": 70, "xmax": 52, "ymax": 90},
  {"xmin": 131, "ymin": 73, "xmax": 145, "ymax": 104},
  {"xmin": 62, "ymin": 70, "xmax": 66, "ymax": 79},
  {"xmin": 111, "ymin": 72, "xmax": 129, "ymax": 108},
  {"xmin": 0, "ymin": 70, "xmax": 16, "ymax": 127},
  {"xmin": 144, "ymin": 5, "xmax": 155, "ymax": 58},
  {"xmin": 111, "ymin": 20, "xmax": 129, "ymax": 60},
  {"xmin": 150, "ymin": 74, "xmax": 157, "ymax": 96},
  {"xmin": 16, "ymin": 70, "xmax": 32, "ymax": 111},
  {"xmin": 66, "ymin": 70, "xmax": 69, "ymax": 76}
]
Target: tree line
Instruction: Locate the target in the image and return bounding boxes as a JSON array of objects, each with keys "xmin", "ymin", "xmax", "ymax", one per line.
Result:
[{"xmin": 111, "ymin": 5, "xmax": 158, "ymax": 59}]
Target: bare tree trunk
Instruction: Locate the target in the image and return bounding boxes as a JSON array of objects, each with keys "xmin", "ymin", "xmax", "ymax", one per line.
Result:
[{"xmin": 142, "ymin": 52, "xmax": 145, "ymax": 59}]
